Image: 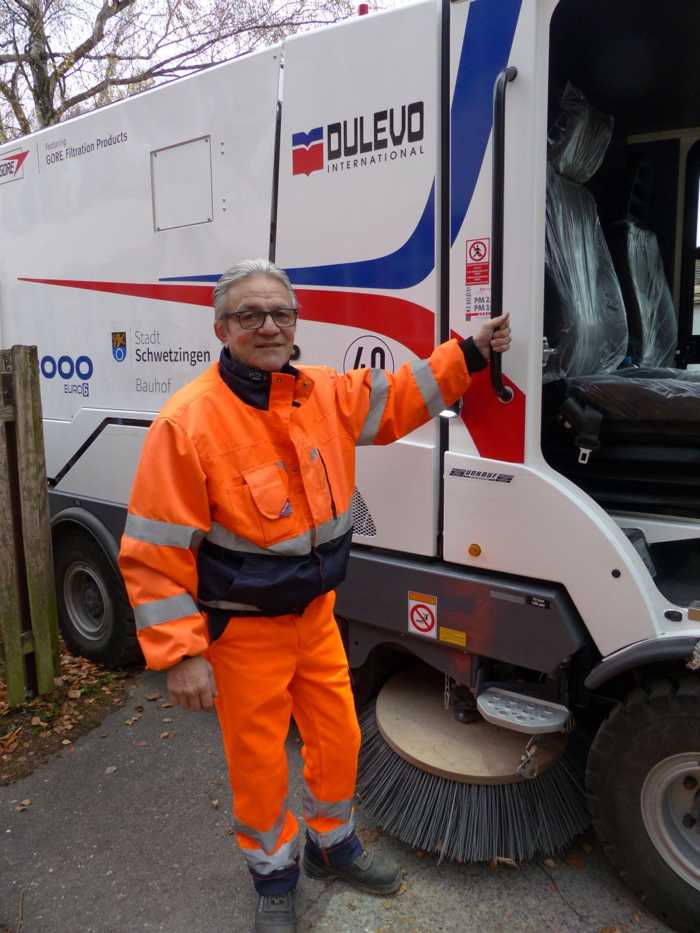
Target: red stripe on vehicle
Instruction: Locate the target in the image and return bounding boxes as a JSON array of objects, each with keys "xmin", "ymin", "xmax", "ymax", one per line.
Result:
[
  {"xmin": 18, "ymin": 277, "xmax": 214, "ymax": 307},
  {"xmin": 18, "ymin": 278, "xmax": 525, "ymax": 462}
]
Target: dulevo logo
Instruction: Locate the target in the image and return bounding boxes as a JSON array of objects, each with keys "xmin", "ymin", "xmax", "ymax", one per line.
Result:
[
  {"xmin": 0, "ymin": 149, "xmax": 29, "ymax": 184},
  {"xmin": 292, "ymin": 101, "xmax": 425, "ymax": 178},
  {"xmin": 112, "ymin": 331, "xmax": 127, "ymax": 362},
  {"xmin": 292, "ymin": 128, "xmax": 324, "ymax": 176}
]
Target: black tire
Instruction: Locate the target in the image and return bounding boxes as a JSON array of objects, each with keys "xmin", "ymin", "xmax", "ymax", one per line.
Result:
[
  {"xmin": 54, "ymin": 528, "xmax": 142, "ymax": 668},
  {"xmin": 587, "ymin": 676, "xmax": 700, "ymax": 932}
]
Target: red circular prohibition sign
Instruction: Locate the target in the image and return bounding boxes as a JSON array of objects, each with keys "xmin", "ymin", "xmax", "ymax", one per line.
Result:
[{"xmin": 410, "ymin": 603, "xmax": 435, "ymax": 633}]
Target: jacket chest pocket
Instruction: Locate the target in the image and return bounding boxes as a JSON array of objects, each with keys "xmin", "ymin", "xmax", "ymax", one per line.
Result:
[{"xmin": 232, "ymin": 462, "xmax": 296, "ymax": 548}]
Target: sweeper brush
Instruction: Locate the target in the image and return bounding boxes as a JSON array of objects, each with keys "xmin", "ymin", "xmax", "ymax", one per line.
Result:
[{"xmin": 356, "ymin": 670, "xmax": 591, "ymax": 863}]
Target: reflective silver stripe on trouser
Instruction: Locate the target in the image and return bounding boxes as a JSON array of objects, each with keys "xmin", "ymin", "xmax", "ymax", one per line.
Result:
[
  {"xmin": 305, "ymin": 814, "xmax": 355, "ymax": 849},
  {"xmin": 238, "ymin": 834, "xmax": 300, "ymax": 876},
  {"xmin": 133, "ymin": 593, "xmax": 199, "ymax": 630},
  {"xmin": 357, "ymin": 369, "xmax": 389, "ymax": 446},
  {"xmin": 303, "ymin": 785, "xmax": 355, "ymax": 848},
  {"xmin": 410, "ymin": 358, "xmax": 446, "ymax": 417},
  {"xmin": 124, "ymin": 513, "xmax": 205, "ymax": 549},
  {"xmin": 235, "ymin": 799, "xmax": 289, "ymax": 853},
  {"xmin": 236, "ymin": 802, "xmax": 299, "ymax": 875},
  {"xmin": 206, "ymin": 508, "xmax": 354, "ymax": 557}
]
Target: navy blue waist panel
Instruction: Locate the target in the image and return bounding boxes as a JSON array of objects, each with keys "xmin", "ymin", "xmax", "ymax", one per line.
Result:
[{"xmin": 197, "ymin": 527, "xmax": 353, "ymax": 638}]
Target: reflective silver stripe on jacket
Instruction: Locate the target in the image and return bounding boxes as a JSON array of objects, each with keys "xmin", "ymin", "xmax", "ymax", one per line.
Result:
[
  {"xmin": 235, "ymin": 800, "xmax": 288, "ymax": 854},
  {"xmin": 133, "ymin": 593, "xmax": 199, "ymax": 630},
  {"xmin": 303, "ymin": 786, "xmax": 354, "ymax": 824},
  {"xmin": 411, "ymin": 359, "xmax": 445, "ymax": 417},
  {"xmin": 206, "ymin": 508, "xmax": 353, "ymax": 557},
  {"xmin": 238, "ymin": 834, "xmax": 299, "ymax": 876},
  {"xmin": 125, "ymin": 514, "xmax": 205, "ymax": 549},
  {"xmin": 199, "ymin": 599, "xmax": 262, "ymax": 613},
  {"xmin": 305, "ymin": 815, "xmax": 355, "ymax": 849},
  {"xmin": 357, "ymin": 369, "xmax": 389, "ymax": 446}
]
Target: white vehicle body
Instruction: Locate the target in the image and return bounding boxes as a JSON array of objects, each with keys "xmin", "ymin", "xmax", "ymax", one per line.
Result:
[
  {"xmin": 1, "ymin": 0, "xmax": 698, "ymax": 663},
  {"xmin": 3, "ymin": 0, "xmax": 700, "ymax": 921}
]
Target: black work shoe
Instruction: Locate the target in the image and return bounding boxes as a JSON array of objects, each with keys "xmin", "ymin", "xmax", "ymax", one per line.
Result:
[
  {"xmin": 303, "ymin": 846, "xmax": 401, "ymax": 895},
  {"xmin": 254, "ymin": 890, "xmax": 297, "ymax": 932}
]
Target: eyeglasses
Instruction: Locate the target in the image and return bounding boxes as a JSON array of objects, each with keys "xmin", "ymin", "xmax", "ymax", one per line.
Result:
[{"xmin": 224, "ymin": 307, "xmax": 298, "ymax": 331}]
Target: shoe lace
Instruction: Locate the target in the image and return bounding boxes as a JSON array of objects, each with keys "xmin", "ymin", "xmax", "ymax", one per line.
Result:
[{"xmin": 261, "ymin": 894, "xmax": 291, "ymax": 912}]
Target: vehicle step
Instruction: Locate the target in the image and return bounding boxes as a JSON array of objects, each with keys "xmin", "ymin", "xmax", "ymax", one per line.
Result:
[{"xmin": 476, "ymin": 687, "xmax": 570, "ymax": 734}]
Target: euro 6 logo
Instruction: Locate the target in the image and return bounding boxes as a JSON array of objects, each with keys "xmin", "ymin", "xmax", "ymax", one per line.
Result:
[{"xmin": 41, "ymin": 354, "xmax": 93, "ymax": 397}]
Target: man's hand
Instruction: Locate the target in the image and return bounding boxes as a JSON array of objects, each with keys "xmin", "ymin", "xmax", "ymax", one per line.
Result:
[
  {"xmin": 166, "ymin": 656, "xmax": 218, "ymax": 711},
  {"xmin": 473, "ymin": 313, "xmax": 511, "ymax": 360}
]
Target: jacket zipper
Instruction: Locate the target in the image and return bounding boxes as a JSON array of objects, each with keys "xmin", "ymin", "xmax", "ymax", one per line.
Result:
[{"xmin": 317, "ymin": 450, "xmax": 338, "ymax": 520}]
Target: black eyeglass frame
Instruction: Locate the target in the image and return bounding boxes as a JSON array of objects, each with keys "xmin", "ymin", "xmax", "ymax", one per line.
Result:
[{"xmin": 222, "ymin": 307, "xmax": 299, "ymax": 331}]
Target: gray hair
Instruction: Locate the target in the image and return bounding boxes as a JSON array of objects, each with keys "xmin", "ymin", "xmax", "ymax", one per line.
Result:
[{"xmin": 213, "ymin": 259, "xmax": 297, "ymax": 322}]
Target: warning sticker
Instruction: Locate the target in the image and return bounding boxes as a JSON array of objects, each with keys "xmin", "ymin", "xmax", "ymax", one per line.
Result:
[
  {"xmin": 407, "ymin": 591, "xmax": 437, "ymax": 639},
  {"xmin": 465, "ymin": 236, "xmax": 491, "ymax": 321},
  {"xmin": 439, "ymin": 626, "xmax": 467, "ymax": 647}
]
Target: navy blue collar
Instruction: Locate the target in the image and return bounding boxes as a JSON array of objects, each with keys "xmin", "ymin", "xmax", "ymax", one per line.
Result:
[{"xmin": 218, "ymin": 348, "xmax": 298, "ymax": 410}]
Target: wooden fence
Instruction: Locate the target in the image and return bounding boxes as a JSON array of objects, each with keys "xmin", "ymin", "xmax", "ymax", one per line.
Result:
[{"xmin": 0, "ymin": 345, "xmax": 59, "ymax": 707}]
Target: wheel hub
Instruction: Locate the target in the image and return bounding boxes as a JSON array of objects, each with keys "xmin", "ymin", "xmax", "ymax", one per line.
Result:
[
  {"xmin": 641, "ymin": 752, "xmax": 700, "ymax": 891},
  {"xmin": 63, "ymin": 561, "xmax": 112, "ymax": 642}
]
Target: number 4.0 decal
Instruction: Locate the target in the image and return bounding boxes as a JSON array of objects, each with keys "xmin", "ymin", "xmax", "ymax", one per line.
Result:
[{"xmin": 343, "ymin": 335, "xmax": 395, "ymax": 373}]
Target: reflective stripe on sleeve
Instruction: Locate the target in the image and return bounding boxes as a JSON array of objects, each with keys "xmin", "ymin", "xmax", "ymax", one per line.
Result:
[
  {"xmin": 357, "ymin": 369, "xmax": 389, "ymax": 446},
  {"xmin": 410, "ymin": 359, "xmax": 445, "ymax": 417},
  {"xmin": 125, "ymin": 513, "xmax": 204, "ymax": 549},
  {"xmin": 133, "ymin": 593, "xmax": 199, "ymax": 630}
]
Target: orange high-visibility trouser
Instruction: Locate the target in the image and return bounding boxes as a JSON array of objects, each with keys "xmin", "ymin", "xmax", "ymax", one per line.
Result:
[{"xmin": 206, "ymin": 591, "xmax": 361, "ymax": 882}]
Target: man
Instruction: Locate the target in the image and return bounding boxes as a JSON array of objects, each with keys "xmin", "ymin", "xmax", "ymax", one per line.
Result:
[{"xmin": 119, "ymin": 259, "xmax": 511, "ymax": 932}]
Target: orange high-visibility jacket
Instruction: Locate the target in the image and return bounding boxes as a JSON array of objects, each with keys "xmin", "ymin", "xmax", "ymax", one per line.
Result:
[{"xmin": 119, "ymin": 338, "xmax": 477, "ymax": 670}]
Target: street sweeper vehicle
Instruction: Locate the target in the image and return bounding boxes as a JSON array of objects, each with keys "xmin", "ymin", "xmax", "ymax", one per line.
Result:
[{"xmin": 1, "ymin": 0, "xmax": 700, "ymax": 928}]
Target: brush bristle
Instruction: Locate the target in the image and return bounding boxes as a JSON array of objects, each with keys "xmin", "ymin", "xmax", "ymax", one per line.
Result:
[{"xmin": 357, "ymin": 705, "xmax": 591, "ymax": 863}]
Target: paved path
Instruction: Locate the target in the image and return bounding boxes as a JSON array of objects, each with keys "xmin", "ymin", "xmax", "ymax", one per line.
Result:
[{"xmin": 0, "ymin": 672, "xmax": 672, "ymax": 933}]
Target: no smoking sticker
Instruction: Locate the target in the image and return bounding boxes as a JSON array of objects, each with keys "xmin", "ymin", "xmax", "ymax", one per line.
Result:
[
  {"xmin": 407, "ymin": 591, "xmax": 437, "ymax": 639},
  {"xmin": 465, "ymin": 236, "xmax": 491, "ymax": 321}
]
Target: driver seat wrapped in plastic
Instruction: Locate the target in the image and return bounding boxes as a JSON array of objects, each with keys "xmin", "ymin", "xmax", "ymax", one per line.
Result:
[{"xmin": 543, "ymin": 85, "xmax": 700, "ymax": 515}]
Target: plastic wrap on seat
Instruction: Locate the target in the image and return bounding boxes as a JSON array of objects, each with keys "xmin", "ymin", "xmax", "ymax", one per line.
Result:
[
  {"xmin": 569, "ymin": 374, "xmax": 700, "ymax": 423},
  {"xmin": 545, "ymin": 165, "xmax": 629, "ymax": 377},
  {"xmin": 548, "ymin": 84, "xmax": 614, "ymax": 184},
  {"xmin": 607, "ymin": 221, "xmax": 678, "ymax": 368}
]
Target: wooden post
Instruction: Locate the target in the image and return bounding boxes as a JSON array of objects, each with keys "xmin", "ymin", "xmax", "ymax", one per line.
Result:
[
  {"xmin": 0, "ymin": 356, "xmax": 27, "ymax": 705},
  {"xmin": 0, "ymin": 346, "xmax": 60, "ymax": 705},
  {"xmin": 10, "ymin": 346, "xmax": 60, "ymax": 694}
]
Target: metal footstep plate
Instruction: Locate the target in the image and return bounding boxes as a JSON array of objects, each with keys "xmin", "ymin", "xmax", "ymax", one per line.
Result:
[{"xmin": 476, "ymin": 688, "xmax": 570, "ymax": 734}]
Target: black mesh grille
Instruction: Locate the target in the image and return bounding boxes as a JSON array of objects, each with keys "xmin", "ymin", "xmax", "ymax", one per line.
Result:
[{"xmin": 351, "ymin": 488, "xmax": 377, "ymax": 537}]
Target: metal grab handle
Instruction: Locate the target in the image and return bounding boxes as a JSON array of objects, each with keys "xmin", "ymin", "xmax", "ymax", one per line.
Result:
[{"xmin": 490, "ymin": 66, "xmax": 517, "ymax": 404}]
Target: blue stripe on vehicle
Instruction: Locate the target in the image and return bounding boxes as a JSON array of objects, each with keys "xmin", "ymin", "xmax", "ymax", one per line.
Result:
[{"xmin": 158, "ymin": 0, "xmax": 521, "ymax": 291}]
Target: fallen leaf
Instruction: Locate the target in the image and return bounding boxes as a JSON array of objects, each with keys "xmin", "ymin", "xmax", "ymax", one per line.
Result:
[
  {"xmin": 159, "ymin": 702, "xmax": 173, "ymax": 710},
  {"xmin": 414, "ymin": 850, "xmax": 425, "ymax": 859},
  {"xmin": 54, "ymin": 677, "xmax": 65, "ymax": 688},
  {"xmin": 494, "ymin": 856, "xmax": 519, "ymax": 869},
  {"xmin": 133, "ymin": 705, "xmax": 144, "ymax": 714},
  {"xmin": 20, "ymin": 798, "xmax": 31, "ymax": 806},
  {"xmin": 105, "ymin": 766, "xmax": 117, "ymax": 775},
  {"xmin": 135, "ymin": 741, "xmax": 148, "ymax": 747},
  {"xmin": 61, "ymin": 739, "xmax": 72, "ymax": 746},
  {"xmin": 67, "ymin": 689, "xmax": 81, "ymax": 700},
  {"xmin": 160, "ymin": 731, "xmax": 174, "ymax": 739},
  {"xmin": 210, "ymin": 799, "xmax": 220, "ymax": 809},
  {"xmin": 145, "ymin": 693, "xmax": 161, "ymax": 702},
  {"xmin": 162, "ymin": 718, "xmax": 173, "ymax": 724}
]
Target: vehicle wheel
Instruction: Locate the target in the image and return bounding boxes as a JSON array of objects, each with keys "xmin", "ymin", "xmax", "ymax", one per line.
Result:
[
  {"xmin": 587, "ymin": 676, "xmax": 700, "ymax": 932},
  {"xmin": 54, "ymin": 528, "xmax": 142, "ymax": 668}
]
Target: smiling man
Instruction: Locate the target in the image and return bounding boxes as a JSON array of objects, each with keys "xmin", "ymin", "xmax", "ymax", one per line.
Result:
[{"xmin": 119, "ymin": 258, "xmax": 510, "ymax": 932}]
